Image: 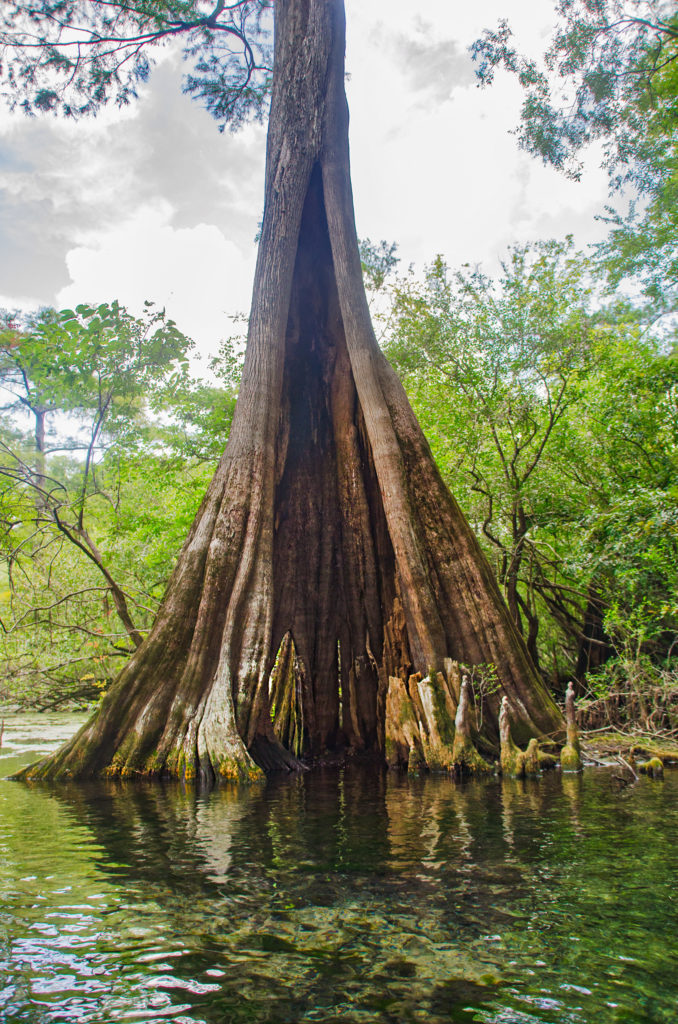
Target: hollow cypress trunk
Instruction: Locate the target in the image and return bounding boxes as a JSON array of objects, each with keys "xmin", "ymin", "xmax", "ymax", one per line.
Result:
[{"xmin": 25, "ymin": 0, "xmax": 563, "ymax": 783}]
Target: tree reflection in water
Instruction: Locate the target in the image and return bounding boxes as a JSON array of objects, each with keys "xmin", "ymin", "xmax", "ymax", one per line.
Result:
[{"xmin": 1, "ymin": 766, "xmax": 677, "ymax": 1023}]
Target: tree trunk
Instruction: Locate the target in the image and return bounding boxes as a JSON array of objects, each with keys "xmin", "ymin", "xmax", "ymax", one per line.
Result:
[
  {"xmin": 575, "ymin": 581, "xmax": 612, "ymax": 686},
  {"xmin": 31, "ymin": 405, "xmax": 48, "ymax": 508},
  {"xmin": 24, "ymin": 0, "xmax": 563, "ymax": 783}
]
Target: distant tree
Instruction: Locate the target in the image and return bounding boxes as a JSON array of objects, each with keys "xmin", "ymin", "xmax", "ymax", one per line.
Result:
[
  {"xmin": 386, "ymin": 241, "xmax": 601, "ymax": 677},
  {"xmin": 0, "ymin": 302, "xmax": 193, "ymax": 683},
  {"xmin": 472, "ymin": 0, "xmax": 677, "ymax": 183},
  {"xmin": 600, "ymin": 49, "xmax": 678, "ymax": 304},
  {"xmin": 0, "ymin": 1, "xmax": 273, "ymax": 127}
]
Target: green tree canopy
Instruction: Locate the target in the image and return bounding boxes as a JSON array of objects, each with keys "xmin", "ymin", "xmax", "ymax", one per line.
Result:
[
  {"xmin": 472, "ymin": 0, "xmax": 678, "ymax": 186},
  {"xmin": 0, "ymin": 301, "xmax": 243, "ymax": 710},
  {"xmin": 0, "ymin": 0, "xmax": 272, "ymax": 128}
]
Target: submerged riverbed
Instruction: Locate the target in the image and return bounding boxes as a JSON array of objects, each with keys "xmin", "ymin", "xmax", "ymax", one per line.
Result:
[{"xmin": 0, "ymin": 714, "xmax": 676, "ymax": 1023}]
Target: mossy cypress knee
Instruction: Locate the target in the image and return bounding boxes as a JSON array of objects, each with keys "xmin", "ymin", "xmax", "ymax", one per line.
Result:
[
  {"xmin": 499, "ymin": 696, "xmax": 541, "ymax": 777},
  {"xmin": 640, "ymin": 756, "xmax": 664, "ymax": 778},
  {"xmin": 560, "ymin": 682, "xmax": 582, "ymax": 772},
  {"xmin": 452, "ymin": 678, "xmax": 491, "ymax": 774}
]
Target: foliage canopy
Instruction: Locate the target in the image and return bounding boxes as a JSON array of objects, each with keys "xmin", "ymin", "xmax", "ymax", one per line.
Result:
[{"xmin": 0, "ymin": 0, "xmax": 272, "ymax": 128}]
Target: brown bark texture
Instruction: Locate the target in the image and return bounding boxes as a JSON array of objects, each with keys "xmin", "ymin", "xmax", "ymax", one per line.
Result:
[{"xmin": 23, "ymin": 0, "xmax": 563, "ymax": 783}]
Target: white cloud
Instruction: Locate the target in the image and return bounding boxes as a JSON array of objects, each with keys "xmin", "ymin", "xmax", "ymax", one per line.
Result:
[
  {"xmin": 57, "ymin": 201, "xmax": 256, "ymax": 357},
  {"xmin": 345, "ymin": 1, "xmax": 611, "ymax": 279},
  {"xmin": 0, "ymin": 292, "xmax": 43, "ymax": 314}
]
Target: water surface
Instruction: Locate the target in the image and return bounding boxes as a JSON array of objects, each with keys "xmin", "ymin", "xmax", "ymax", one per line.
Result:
[{"xmin": 0, "ymin": 714, "xmax": 676, "ymax": 1023}]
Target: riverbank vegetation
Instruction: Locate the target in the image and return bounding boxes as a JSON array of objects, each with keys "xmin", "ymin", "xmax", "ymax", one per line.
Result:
[
  {"xmin": 0, "ymin": 304, "xmax": 241, "ymax": 710},
  {"xmin": 381, "ymin": 239, "xmax": 677, "ymax": 736}
]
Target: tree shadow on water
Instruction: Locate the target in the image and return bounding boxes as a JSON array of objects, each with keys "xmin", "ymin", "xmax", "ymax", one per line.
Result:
[{"xmin": 22, "ymin": 769, "xmax": 523, "ymax": 1024}]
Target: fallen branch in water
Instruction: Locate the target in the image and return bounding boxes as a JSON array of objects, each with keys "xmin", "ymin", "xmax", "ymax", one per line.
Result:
[{"xmin": 614, "ymin": 753, "xmax": 639, "ymax": 782}]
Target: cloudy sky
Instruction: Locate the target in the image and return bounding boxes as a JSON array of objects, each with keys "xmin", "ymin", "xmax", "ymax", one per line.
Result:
[{"xmin": 0, "ymin": 0, "xmax": 610, "ymax": 359}]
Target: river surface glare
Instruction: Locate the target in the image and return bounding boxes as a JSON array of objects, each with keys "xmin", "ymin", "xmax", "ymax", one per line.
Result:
[{"xmin": 0, "ymin": 714, "xmax": 676, "ymax": 1023}]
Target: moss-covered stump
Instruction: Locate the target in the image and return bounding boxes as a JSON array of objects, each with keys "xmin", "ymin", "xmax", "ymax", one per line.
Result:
[
  {"xmin": 560, "ymin": 681, "xmax": 582, "ymax": 772},
  {"xmin": 639, "ymin": 756, "xmax": 664, "ymax": 779},
  {"xmin": 499, "ymin": 696, "xmax": 524, "ymax": 776},
  {"xmin": 499, "ymin": 696, "xmax": 541, "ymax": 777},
  {"xmin": 560, "ymin": 746, "xmax": 582, "ymax": 772},
  {"xmin": 451, "ymin": 678, "xmax": 491, "ymax": 774}
]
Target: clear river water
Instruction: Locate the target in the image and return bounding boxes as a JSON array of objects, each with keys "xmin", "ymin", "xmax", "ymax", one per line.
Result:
[{"xmin": 0, "ymin": 713, "xmax": 676, "ymax": 1023}]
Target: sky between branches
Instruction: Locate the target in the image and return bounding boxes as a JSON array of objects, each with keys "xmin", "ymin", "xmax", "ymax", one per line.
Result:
[{"xmin": 0, "ymin": 0, "xmax": 610, "ymax": 356}]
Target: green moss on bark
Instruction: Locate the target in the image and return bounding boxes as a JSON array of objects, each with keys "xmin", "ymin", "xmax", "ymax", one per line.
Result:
[
  {"xmin": 640, "ymin": 756, "xmax": 664, "ymax": 778},
  {"xmin": 560, "ymin": 744, "xmax": 582, "ymax": 772}
]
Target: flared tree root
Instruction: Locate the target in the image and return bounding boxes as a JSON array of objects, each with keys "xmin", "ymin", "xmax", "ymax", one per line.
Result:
[
  {"xmin": 385, "ymin": 664, "xmax": 491, "ymax": 774},
  {"xmin": 15, "ymin": 689, "xmax": 267, "ymax": 784}
]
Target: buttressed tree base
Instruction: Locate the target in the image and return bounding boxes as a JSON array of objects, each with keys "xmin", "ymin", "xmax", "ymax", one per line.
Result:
[{"xmin": 23, "ymin": 0, "xmax": 563, "ymax": 783}]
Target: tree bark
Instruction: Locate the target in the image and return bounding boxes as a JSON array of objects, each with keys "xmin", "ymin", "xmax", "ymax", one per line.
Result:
[
  {"xmin": 23, "ymin": 0, "xmax": 563, "ymax": 783},
  {"xmin": 575, "ymin": 581, "xmax": 612, "ymax": 685}
]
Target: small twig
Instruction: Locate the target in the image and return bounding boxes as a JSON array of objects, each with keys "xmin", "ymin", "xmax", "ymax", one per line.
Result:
[
  {"xmin": 615, "ymin": 753, "xmax": 639, "ymax": 781},
  {"xmin": 582, "ymin": 753, "xmax": 606, "ymax": 766}
]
